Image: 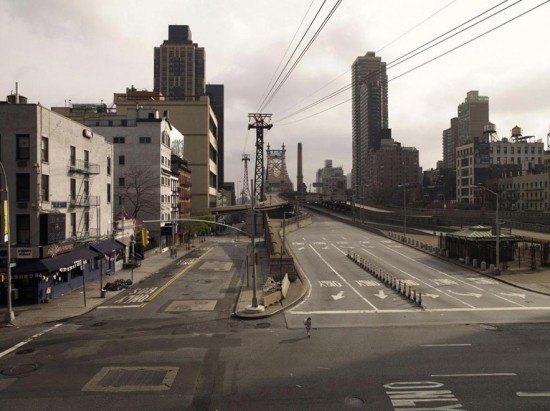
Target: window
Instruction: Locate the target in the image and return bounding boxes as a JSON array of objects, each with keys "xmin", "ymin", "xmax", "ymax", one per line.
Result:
[
  {"xmin": 107, "ymin": 183, "xmax": 111, "ymax": 203},
  {"xmin": 119, "ymin": 177, "xmax": 125, "ymax": 186},
  {"xmin": 139, "ymin": 137, "xmax": 152, "ymax": 144},
  {"xmin": 16, "ymin": 214, "xmax": 30, "ymax": 244},
  {"xmin": 84, "ymin": 212, "xmax": 89, "ymax": 233},
  {"xmin": 71, "ymin": 213, "xmax": 76, "ymax": 237},
  {"xmin": 107, "ymin": 157, "xmax": 111, "ymax": 175},
  {"xmin": 70, "ymin": 178, "xmax": 76, "ymax": 200},
  {"xmin": 16, "ymin": 173, "xmax": 30, "ymax": 201},
  {"xmin": 119, "ymin": 196, "xmax": 124, "ymax": 205},
  {"xmin": 16, "ymin": 134, "xmax": 30, "ymax": 160},
  {"xmin": 119, "ymin": 155, "xmax": 125, "ymax": 165},
  {"xmin": 70, "ymin": 146, "xmax": 76, "ymax": 166},
  {"xmin": 41, "ymin": 174, "xmax": 49, "ymax": 201},
  {"xmin": 113, "ymin": 137, "xmax": 125, "ymax": 144},
  {"xmin": 41, "ymin": 137, "xmax": 49, "ymax": 162},
  {"xmin": 84, "ymin": 150, "xmax": 89, "ymax": 168}
]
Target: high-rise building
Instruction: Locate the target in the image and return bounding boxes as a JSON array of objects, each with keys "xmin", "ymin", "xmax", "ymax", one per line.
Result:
[
  {"xmin": 442, "ymin": 117, "xmax": 458, "ymax": 170},
  {"xmin": 457, "ymin": 90, "xmax": 489, "ymax": 146},
  {"xmin": 351, "ymin": 52, "xmax": 388, "ymax": 192},
  {"xmin": 154, "ymin": 25, "xmax": 205, "ymax": 100},
  {"xmin": 206, "ymin": 84, "xmax": 224, "ymax": 188}
]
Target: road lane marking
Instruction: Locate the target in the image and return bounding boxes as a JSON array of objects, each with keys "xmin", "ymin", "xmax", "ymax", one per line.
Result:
[
  {"xmin": 290, "ymin": 306, "xmax": 550, "ymax": 314},
  {"xmin": 447, "ymin": 290, "xmax": 482, "ymax": 298},
  {"xmin": 308, "ymin": 244, "xmax": 380, "ymax": 311},
  {"xmin": 0, "ymin": 323, "xmax": 63, "ymax": 359},
  {"xmin": 431, "ymin": 373, "xmax": 516, "ymax": 377},
  {"xmin": 421, "ymin": 344, "xmax": 472, "ymax": 347},
  {"xmin": 517, "ymin": 392, "xmax": 550, "ymax": 397}
]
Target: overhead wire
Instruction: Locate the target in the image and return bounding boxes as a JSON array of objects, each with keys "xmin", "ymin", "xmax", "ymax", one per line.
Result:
[
  {"xmin": 275, "ymin": 0, "xmax": 530, "ymax": 125},
  {"xmin": 278, "ymin": 0, "xmax": 549, "ymax": 126},
  {"xmin": 259, "ymin": 0, "xmax": 343, "ymax": 112}
]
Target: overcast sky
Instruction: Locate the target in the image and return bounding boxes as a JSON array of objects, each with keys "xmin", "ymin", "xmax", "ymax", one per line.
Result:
[{"xmin": 1, "ymin": 0, "xmax": 549, "ymax": 191}]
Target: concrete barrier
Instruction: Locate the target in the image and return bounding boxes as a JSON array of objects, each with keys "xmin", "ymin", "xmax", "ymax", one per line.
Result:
[{"xmin": 262, "ymin": 290, "xmax": 282, "ymax": 307}]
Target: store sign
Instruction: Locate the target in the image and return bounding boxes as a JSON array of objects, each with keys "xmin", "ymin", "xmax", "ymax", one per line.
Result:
[{"xmin": 17, "ymin": 248, "xmax": 33, "ymax": 259}]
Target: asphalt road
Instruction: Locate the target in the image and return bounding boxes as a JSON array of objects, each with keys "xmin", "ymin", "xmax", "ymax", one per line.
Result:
[
  {"xmin": 2, "ymin": 221, "xmax": 550, "ymax": 410},
  {"xmin": 286, "ymin": 213, "xmax": 550, "ymax": 328}
]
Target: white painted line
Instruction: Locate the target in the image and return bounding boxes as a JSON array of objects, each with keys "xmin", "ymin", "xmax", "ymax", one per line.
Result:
[
  {"xmin": 97, "ymin": 305, "xmax": 142, "ymax": 309},
  {"xmin": 290, "ymin": 306, "xmax": 550, "ymax": 315},
  {"xmin": 422, "ymin": 344, "xmax": 472, "ymax": 347},
  {"xmin": 517, "ymin": 392, "xmax": 550, "ymax": 397},
  {"xmin": 0, "ymin": 323, "xmax": 63, "ymax": 359},
  {"xmin": 430, "ymin": 373, "xmax": 516, "ymax": 377}
]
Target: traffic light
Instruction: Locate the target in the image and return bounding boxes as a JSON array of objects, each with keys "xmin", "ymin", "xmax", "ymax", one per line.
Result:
[{"xmin": 141, "ymin": 228, "xmax": 150, "ymax": 247}]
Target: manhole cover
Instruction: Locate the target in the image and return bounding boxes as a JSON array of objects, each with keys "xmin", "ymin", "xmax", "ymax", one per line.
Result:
[
  {"xmin": 255, "ymin": 322, "xmax": 271, "ymax": 329},
  {"xmin": 16, "ymin": 348, "xmax": 35, "ymax": 355},
  {"xmin": 344, "ymin": 396, "xmax": 365, "ymax": 407},
  {"xmin": 2, "ymin": 363, "xmax": 39, "ymax": 377},
  {"xmin": 82, "ymin": 366, "xmax": 179, "ymax": 392}
]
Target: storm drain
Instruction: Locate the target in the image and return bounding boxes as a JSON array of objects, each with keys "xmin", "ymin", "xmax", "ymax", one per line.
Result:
[{"xmin": 82, "ymin": 366, "xmax": 178, "ymax": 392}]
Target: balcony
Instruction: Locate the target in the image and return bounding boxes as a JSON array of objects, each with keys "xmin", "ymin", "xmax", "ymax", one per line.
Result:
[
  {"xmin": 68, "ymin": 159, "xmax": 100, "ymax": 175},
  {"xmin": 68, "ymin": 195, "xmax": 100, "ymax": 208}
]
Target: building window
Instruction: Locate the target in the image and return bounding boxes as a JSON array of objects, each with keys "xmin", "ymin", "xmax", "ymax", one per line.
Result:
[
  {"xmin": 119, "ymin": 155, "xmax": 125, "ymax": 165},
  {"xmin": 139, "ymin": 137, "xmax": 152, "ymax": 144},
  {"xmin": 41, "ymin": 174, "xmax": 49, "ymax": 201},
  {"xmin": 70, "ymin": 178, "xmax": 76, "ymax": 201},
  {"xmin": 113, "ymin": 137, "xmax": 125, "ymax": 144},
  {"xmin": 107, "ymin": 183, "xmax": 111, "ymax": 203},
  {"xmin": 41, "ymin": 137, "xmax": 49, "ymax": 162},
  {"xmin": 84, "ymin": 212, "xmax": 89, "ymax": 233},
  {"xmin": 71, "ymin": 213, "xmax": 76, "ymax": 237},
  {"xmin": 16, "ymin": 134, "xmax": 30, "ymax": 160},
  {"xmin": 107, "ymin": 157, "xmax": 111, "ymax": 175},
  {"xmin": 84, "ymin": 150, "xmax": 89, "ymax": 169},
  {"xmin": 16, "ymin": 214, "xmax": 30, "ymax": 244},
  {"xmin": 16, "ymin": 173, "xmax": 30, "ymax": 202},
  {"xmin": 70, "ymin": 146, "xmax": 76, "ymax": 166},
  {"xmin": 119, "ymin": 196, "xmax": 124, "ymax": 205},
  {"xmin": 119, "ymin": 177, "xmax": 125, "ymax": 187}
]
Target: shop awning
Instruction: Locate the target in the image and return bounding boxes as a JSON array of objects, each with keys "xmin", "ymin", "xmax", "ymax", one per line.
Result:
[
  {"xmin": 88, "ymin": 238, "xmax": 125, "ymax": 255},
  {"xmin": 12, "ymin": 246, "xmax": 99, "ymax": 276}
]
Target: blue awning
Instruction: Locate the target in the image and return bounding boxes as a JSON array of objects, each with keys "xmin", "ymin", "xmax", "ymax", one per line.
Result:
[
  {"xmin": 88, "ymin": 239, "xmax": 125, "ymax": 255},
  {"xmin": 12, "ymin": 246, "xmax": 99, "ymax": 276}
]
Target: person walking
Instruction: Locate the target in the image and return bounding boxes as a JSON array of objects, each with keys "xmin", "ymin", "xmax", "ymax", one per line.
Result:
[{"xmin": 304, "ymin": 317, "xmax": 312, "ymax": 338}]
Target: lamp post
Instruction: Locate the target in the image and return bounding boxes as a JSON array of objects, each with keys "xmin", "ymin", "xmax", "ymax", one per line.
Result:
[
  {"xmin": 0, "ymin": 161, "xmax": 15, "ymax": 324},
  {"xmin": 476, "ymin": 185, "xmax": 500, "ymax": 274}
]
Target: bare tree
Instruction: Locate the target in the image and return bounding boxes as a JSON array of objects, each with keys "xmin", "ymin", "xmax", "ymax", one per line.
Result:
[{"xmin": 120, "ymin": 166, "xmax": 159, "ymax": 220}]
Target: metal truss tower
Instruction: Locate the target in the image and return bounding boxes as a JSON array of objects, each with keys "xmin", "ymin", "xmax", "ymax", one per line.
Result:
[
  {"xmin": 241, "ymin": 154, "xmax": 250, "ymax": 204},
  {"xmin": 248, "ymin": 113, "xmax": 273, "ymax": 201},
  {"xmin": 266, "ymin": 143, "xmax": 294, "ymax": 192}
]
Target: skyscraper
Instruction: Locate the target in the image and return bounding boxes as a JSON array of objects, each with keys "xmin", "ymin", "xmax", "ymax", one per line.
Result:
[
  {"xmin": 206, "ymin": 84, "xmax": 224, "ymax": 188},
  {"xmin": 154, "ymin": 25, "xmax": 205, "ymax": 100},
  {"xmin": 457, "ymin": 90, "xmax": 489, "ymax": 146},
  {"xmin": 351, "ymin": 52, "xmax": 388, "ymax": 192}
]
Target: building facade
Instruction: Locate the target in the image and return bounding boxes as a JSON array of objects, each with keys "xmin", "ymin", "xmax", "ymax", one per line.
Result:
[
  {"xmin": 351, "ymin": 52, "xmax": 388, "ymax": 192},
  {"xmin": 457, "ymin": 90, "xmax": 489, "ymax": 146},
  {"xmin": 154, "ymin": 25, "xmax": 205, "ymax": 101},
  {"xmin": 0, "ymin": 98, "xmax": 117, "ymax": 304},
  {"xmin": 315, "ymin": 160, "xmax": 347, "ymax": 201},
  {"xmin": 442, "ymin": 117, "xmax": 458, "ymax": 170},
  {"xmin": 206, "ymin": 84, "xmax": 224, "ymax": 189}
]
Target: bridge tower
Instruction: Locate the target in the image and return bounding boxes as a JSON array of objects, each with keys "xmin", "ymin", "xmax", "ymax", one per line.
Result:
[
  {"xmin": 266, "ymin": 143, "xmax": 294, "ymax": 192},
  {"xmin": 248, "ymin": 113, "xmax": 273, "ymax": 201},
  {"xmin": 241, "ymin": 154, "xmax": 250, "ymax": 204}
]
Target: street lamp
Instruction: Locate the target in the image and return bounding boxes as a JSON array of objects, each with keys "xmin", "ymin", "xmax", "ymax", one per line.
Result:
[
  {"xmin": 475, "ymin": 185, "xmax": 500, "ymax": 274},
  {"xmin": 0, "ymin": 160, "xmax": 15, "ymax": 324}
]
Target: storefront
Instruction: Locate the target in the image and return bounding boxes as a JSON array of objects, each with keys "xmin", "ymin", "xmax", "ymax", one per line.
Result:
[
  {"xmin": 88, "ymin": 239, "xmax": 125, "ymax": 274},
  {"xmin": 10, "ymin": 246, "xmax": 100, "ymax": 304}
]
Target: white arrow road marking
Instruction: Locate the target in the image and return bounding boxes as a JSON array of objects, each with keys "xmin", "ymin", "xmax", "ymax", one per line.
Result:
[
  {"xmin": 298, "ymin": 247, "xmax": 305, "ymax": 251},
  {"xmin": 446, "ymin": 290, "xmax": 482, "ymax": 298},
  {"xmin": 423, "ymin": 293, "xmax": 440, "ymax": 299},
  {"xmin": 375, "ymin": 290, "xmax": 388, "ymax": 299},
  {"xmin": 500, "ymin": 292, "xmax": 526, "ymax": 298},
  {"xmin": 332, "ymin": 291, "xmax": 345, "ymax": 300}
]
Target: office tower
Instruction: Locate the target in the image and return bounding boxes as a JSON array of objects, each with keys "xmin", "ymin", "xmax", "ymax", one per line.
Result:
[
  {"xmin": 351, "ymin": 51, "xmax": 388, "ymax": 192},
  {"xmin": 457, "ymin": 90, "xmax": 489, "ymax": 146},
  {"xmin": 442, "ymin": 117, "xmax": 459, "ymax": 169},
  {"xmin": 206, "ymin": 84, "xmax": 224, "ymax": 188},
  {"xmin": 154, "ymin": 25, "xmax": 205, "ymax": 100}
]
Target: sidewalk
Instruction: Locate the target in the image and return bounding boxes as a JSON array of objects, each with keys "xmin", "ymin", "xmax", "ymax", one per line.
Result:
[{"xmin": 2, "ymin": 242, "xmax": 204, "ymax": 327}]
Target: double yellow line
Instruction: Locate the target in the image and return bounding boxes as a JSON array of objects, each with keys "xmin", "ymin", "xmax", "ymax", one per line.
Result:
[{"xmin": 141, "ymin": 247, "xmax": 213, "ymax": 306}]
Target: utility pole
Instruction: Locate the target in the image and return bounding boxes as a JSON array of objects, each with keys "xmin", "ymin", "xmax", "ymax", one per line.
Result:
[
  {"xmin": 248, "ymin": 113, "xmax": 272, "ymax": 202},
  {"xmin": 241, "ymin": 154, "xmax": 250, "ymax": 204},
  {"xmin": 0, "ymin": 161, "xmax": 15, "ymax": 324}
]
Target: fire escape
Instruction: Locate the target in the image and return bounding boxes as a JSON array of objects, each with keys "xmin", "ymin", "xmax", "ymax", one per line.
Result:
[{"xmin": 67, "ymin": 153, "xmax": 100, "ymax": 241}]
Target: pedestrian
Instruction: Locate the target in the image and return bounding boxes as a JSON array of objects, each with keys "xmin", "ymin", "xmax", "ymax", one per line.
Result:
[{"xmin": 304, "ymin": 317, "xmax": 312, "ymax": 338}]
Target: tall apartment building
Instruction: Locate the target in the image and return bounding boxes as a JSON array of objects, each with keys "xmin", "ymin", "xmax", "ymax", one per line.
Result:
[
  {"xmin": 206, "ymin": 84, "xmax": 225, "ymax": 189},
  {"xmin": 154, "ymin": 25, "xmax": 205, "ymax": 100},
  {"xmin": 315, "ymin": 160, "xmax": 347, "ymax": 201},
  {"xmin": 0, "ymin": 96, "xmax": 117, "ymax": 304},
  {"xmin": 442, "ymin": 117, "xmax": 458, "ymax": 170},
  {"xmin": 82, "ymin": 108, "xmax": 179, "ymax": 248},
  {"xmin": 351, "ymin": 52, "xmax": 388, "ymax": 192},
  {"xmin": 457, "ymin": 90, "xmax": 489, "ymax": 146}
]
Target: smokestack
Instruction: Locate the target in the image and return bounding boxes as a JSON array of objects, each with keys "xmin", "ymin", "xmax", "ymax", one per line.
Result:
[
  {"xmin": 15, "ymin": 82, "xmax": 19, "ymax": 104},
  {"xmin": 297, "ymin": 143, "xmax": 304, "ymax": 195}
]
